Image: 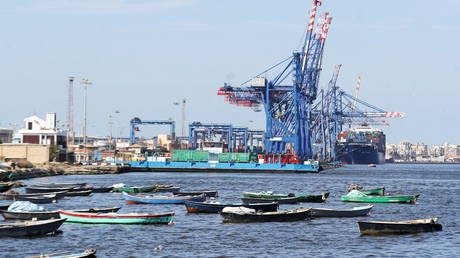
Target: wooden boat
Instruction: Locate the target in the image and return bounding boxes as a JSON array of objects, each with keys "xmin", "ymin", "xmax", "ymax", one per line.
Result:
[
  {"xmin": 91, "ymin": 186, "xmax": 113, "ymax": 193},
  {"xmin": 0, "ymin": 171, "xmax": 13, "ymax": 182},
  {"xmin": 185, "ymin": 201, "xmax": 278, "ymax": 213},
  {"xmin": 112, "ymin": 185, "xmax": 156, "ymax": 193},
  {"xmin": 64, "ymin": 190, "xmax": 92, "ymax": 197},
  {"xmin": 174, "ymin": 190, "xmax": 218, "ymax": 198},
  {"xmin": 310, "ymin": 205, "xmax": 373, "ymax": 217},
  {"xmin": 242, "ymin": 197, "xmax": 299, "ymax": 204},
  {"xmin": 0, "ymin": 204, "xmax": 10, "ymax": 210},
  {"xmin": 15, "ymin": 194, "xmax": 57, "ymax": 204},
  {"xmin": 1, "ymin": 207, "xmax": 121, "ymax": 220},
  {"xmin": 341, "ymin": 190, "xmax": 418, "ymax": 204},
  {"xmin": 58, "ymin": 211, "xmax": 174, "ymax": 224},
  {"xmin": 31, "ymin": 183, "xmax": 87, "ymax": 189},
  {"xmin": 28, "ymin": 249, "xmax": 96, "ymax": 258},
  {"xmin": 0, "ymin": 191, "xmax": 68, "ymax": 200},
  {"xmin": 0, "ymin": 183, "xmax": 14, "ymax": 192},
  {"xmin": 153, "ymin": 185, "xmax": 180, "ymax": 193},
  {"xmin": 358, "ymin": 218, "xmax": 442, "ymax": 235},
  {"xmin": 243, "ymin": 191, "xmax": 329, "ymax": 203},
  {"xmin": 26, "ymin": 187, "xmax": 74, "ymax": 194},
  {"xmin": 0, "ymin": 218, "xmax": 66, "ymax": 237},
  {"xmin": 220, "ymin": 207, "xmax": 311, "ymax": 223},
  {"xmin": 361, "ymin": 188, "xmax": 385, "ymax": 196},
  {"xmin": 123, "ymin": 193, "xmax": 206, "ymax": 204},
  {"xmin": 368, "ymin": 164, "xmax": 377, "ymax": 167}
]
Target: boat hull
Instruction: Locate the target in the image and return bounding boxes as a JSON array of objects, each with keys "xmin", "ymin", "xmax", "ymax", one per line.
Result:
[
  {"xmin": 0, "ymin": 183, "xmax": 13, "ymax": 192},
  {"xmin": 361, "ymin": 188, "xmax": 385, "ymax": 196},
  {"xmin": 310, "ymin": 205, "xmax": 373, "ymax": 217},
  {"xmin": 185, "ymin": 201, "xmax": 278, "ymax": 213},
  {"xmin": 59, "ymin": 211, "xmax": 174, "ymax": 224},
  {"xmin": 174, "ymin": 190, "xmax": 218, "ymax": 198},
  {"xmin": 243, "ymin": 192, "xmax": 329, "ymax": 203},
  {"xmin": 123, "ymin": 193, "xmax": 206, "ymax": 204},
  {"xmin": 0, "ymin": 218, "xmax": 66, "ymax": 237},
  {"xmin": 242, "ymin": 197, "xmax": 299, "ymax": 204},
  {"xmin": 112, "ymin": 186, "xmax": 156, "ymax": 193},
  {"xmin": 1, "ymin": 207, "xmax": 121, "ymax": 220},
  {"xmin": 341, "ymin": 195, "xmax": 418, "ymax": 204},
  {"xmin": 220, "ymin": 208, "xmax": 311, "ymax": 223},
  {"xmin": 25, "ymin": 187, "xmax": 74, "ymax": 194},
  {"xmin": 358, "ymin": 219, "xmax": 442, "ymax": 235}
]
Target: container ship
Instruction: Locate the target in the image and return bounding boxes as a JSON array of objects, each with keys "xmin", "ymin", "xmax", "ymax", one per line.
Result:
[{"xmin": 335, "ymin": 125, "xmax": 386, "ymax": 164}]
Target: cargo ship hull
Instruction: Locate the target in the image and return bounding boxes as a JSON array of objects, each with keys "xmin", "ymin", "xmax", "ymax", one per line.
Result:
[{"xmin": 335, "ymin": 144, "xmax": 385, "ymax": 165}]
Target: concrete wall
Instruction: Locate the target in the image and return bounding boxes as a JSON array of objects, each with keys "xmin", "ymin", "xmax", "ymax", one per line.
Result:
[{"xmin": 0, "ymin": 144, "xmax": 49, "ymax": 164}]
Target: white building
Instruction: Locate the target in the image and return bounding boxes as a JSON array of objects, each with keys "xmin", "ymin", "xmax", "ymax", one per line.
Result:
[{"xmin": 14, "ymin": 112, "xmax": 67, "ymax": 148}]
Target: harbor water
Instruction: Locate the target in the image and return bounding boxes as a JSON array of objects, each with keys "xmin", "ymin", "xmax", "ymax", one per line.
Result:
[{"xmin": 2, "ymin": 164, "xmax": 459, "ymax": 257}]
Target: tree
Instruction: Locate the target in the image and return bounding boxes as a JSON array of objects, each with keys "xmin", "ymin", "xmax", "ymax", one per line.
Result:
[{"xmin": 49, "ymin": 144, "xmax": 60, "ymax": 162}]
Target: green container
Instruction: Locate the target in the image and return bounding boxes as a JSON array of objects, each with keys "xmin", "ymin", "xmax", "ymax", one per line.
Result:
[
  {"xmin": 218, "ymin": 153, "xmax": 257, "ymax": 163},
  {"xmin": 171, "ymin": 150, "xmax": 209, "ymax": 162}
]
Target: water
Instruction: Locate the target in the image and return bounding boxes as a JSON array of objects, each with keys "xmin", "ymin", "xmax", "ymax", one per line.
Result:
[{"xmin": 2, "ymin": 164, "xmax": 459, "ymax": 257}]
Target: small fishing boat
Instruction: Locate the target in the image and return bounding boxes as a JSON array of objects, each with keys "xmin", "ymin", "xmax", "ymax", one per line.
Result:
[
  {"xmin": 27, "ymin": 248, "xmax": 97, "ymax": 258},
  {"xmin": 112, "ymin": 185, "xmax": 156, "ymax": 193},
  {"xmin": 123, "ymin": 193, "xmax": 206, "ymax": 204},
  {"xmin": 185, "ymin": 201, "xmax": 278, "ymax": 213},
  {"xmin": 310, "ymin": 205, "xmax": 373, "ymax": 217},
  {"xmin": 220, "ymin": 207, "xmax": 311, "ymax": 223},
  {"xmin": 242, "ymin": 197, "xmax": 299, "ymax": 204},
  {"xmin": 174, "ymin": 190, "xmax": 218, "ymax": 198},
  {"xmin": 58, "ymin": 211, "xmax": 174, "ymax": 224},
  {"xmin": 1, "ymin": 207, "xmax": 121, "ymax": 220},
  {"xmin": 348, "ymin": 185, "xmax": 385, "ymax": 196},
  {"xmin": 358, "ymin": 218, "xmax": 442, "ymax": 235},
  {"xmin": 26, "ymin": 187, "xmax": 74, "ymax": 194},
  {"xmin": 341, "ymin": 190, "xmax": 418, "ymax": 204},
  {"xmin": 0, "ymin": 191, "xmax": 68, "ymax": 200},
  {"xmin": 243, "ymin": 191, "xmax": 329, "ymax": 203},
  {"xmin": 0, "ymin": 183, "xmax": 14, "ymax": 192},
  {"xmin": 0, "ymin": 204, "xmax": 10, "ymax": 210},
  {"xmin": 368, "ymin": 164, "xmax": 377, "ymax": 167},
  {"xmin": 15, "ymin": 194, "xmax": 57, "ymax": 204},
  {"xmin": 91, "ymin": 186, "xmax": 113, "ymax": 193},
  {"xmin": 31, "ymin": 183, "xmax": 87, "ymax": 189},
  {"xmin": 0, "ymin": 170, "xmax": 13, "ymax": 182},
  {"xmin": 0, "ymin": 218, "xmax": 66, "ymax": 237},
  {"xmin": 153, "ymin": 185, "xmax": 180, "ymax": 193},
  {"xmin": 64, "ymin": 190, "xmax": 92, "ymax": 197}
]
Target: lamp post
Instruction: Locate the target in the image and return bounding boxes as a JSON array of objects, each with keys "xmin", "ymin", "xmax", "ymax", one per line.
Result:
[
  {"xmin": 81, "ymin": 79, "xmax": 92, "ymax": 162},
  {"xmin": 110, "ymin": 110, "xmax": 120, "ymax": 162}
]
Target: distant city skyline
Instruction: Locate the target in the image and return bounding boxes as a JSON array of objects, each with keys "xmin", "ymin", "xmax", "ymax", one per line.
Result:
[{"xmin": 1, "ymin": 0, "xmax": 459, "ymax": 145}]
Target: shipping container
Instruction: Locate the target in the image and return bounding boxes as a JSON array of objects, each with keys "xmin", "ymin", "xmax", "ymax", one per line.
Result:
[
  {"xmin": 217, "ymin": 153, "xmax": 257, "ymax": 163},
  {"xmin": 171, "ymin": 150, "xmax": 209, "ymax": 162}
]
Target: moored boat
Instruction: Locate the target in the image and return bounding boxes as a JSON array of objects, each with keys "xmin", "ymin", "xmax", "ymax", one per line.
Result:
[
  {"xmin": 27, "ymin": 248, "xmax": 97, "ymax": 258},
  {"xmin": 58, "ymin": 211, "xmax": 174, "ymax": 224},
  {"xmin": 341, "ymin": 190, "xmax": 418, "ymax": 204},
  {"xmin": 310, "ymin": 205, "xmax": 373, "ymax": 217},
  {"xmin": 15, "ymin": 194, "xmax": 57, "ymax": 204},
  {"xmin": 64, "ymin": 190, "xmax": 92, "ymax": 197},
  {"xmin": 243, "ymin": 191, "xmax": 329, "ymax": 203},
  {"xmin": 358, "ymin": 218, "xmax": 442, "ymax": 235},
  {"xmin": 348, "ymin": 184, "xmax": 385, "ymax": 196},
  {"xmin": 31, "ymin": 183, "xmax": 87, "ymax": 189},
  {"xmin": 153, "ymin": 185, "xmax": 180, "ymax": 193},
  {"xmin": 0, "ymin": 218, "xmax": 66, "ymax": 237},
  {"xmin": 0, "ymin": 183, "xmax": 14, "ymax": 192},
  {"xmin": 1, "ymin": 207, "xmax": 121, "ymax": 220},
  {"xmin": 0, "ymin": 170, "xmax": 13, "ymax": 182},
  {"xmin": 185, "ymin": 201, "xmax": 278, "ymax": 213},
  {"xmin": 91, "ymin": 186, "xmax": 113, "ymax": 193},
  {"xmin": 26, "ymin": 187, "xmax": 74, "ymax": 194},
  {"xmin": 242, "ymin": 197, "xmax": 299, "ymax": 204},
  {"xmin": 123, "ymin": 193, "xmax": 206, "ymax": 204},
  {"xmin": 0, "ymin": 191, "xmax": 68, "ymax": 201},
  {"xmin": 0, "ymin": 204, "xmax": 10, "ymax": 210},
  {"xmin": 174, "ymin": 190, "xmax": 218, "ymax": 198},
  {"xmin": 112, "ymin": 185, "xmax": 156, "ymax": 193},
  {"xmin": 220, "ymin": 207, "xmax": 311, "ymax": 223}
]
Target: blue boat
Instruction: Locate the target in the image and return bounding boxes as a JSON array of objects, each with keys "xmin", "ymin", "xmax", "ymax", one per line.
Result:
[{"xmin": 123, "ymin": 192, "xmax": 206, "ymax": 204}]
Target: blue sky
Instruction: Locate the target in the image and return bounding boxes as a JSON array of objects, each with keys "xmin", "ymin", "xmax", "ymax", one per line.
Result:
[{"xmin": 0, "ymin": 0, "xmax": 458, "ymax": 145}]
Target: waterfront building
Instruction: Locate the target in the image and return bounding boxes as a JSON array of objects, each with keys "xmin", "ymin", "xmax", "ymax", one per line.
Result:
[{"xmin": 0, "ymin": 128, "xmax": 14, "ymax": 143}]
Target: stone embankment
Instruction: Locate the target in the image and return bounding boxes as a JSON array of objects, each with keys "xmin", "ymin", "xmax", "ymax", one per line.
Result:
[{"xmin": 9, "ymin": 163, "xmax": 128, "ymax": 180}]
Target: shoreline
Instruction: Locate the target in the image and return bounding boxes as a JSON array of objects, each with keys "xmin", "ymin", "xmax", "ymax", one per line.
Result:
[{"xmin": 9, "ymin": 165, "xmax": 128, "ymax": 181}]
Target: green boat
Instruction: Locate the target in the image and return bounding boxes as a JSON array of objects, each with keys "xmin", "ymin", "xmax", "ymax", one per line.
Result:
[
  {"xmin": 0, "ymin": 171, "xmax": 13, "ymax": 182},
  {"xmin": 112, "ymin": 186, "xmax": 156, "ymax": 193},
  {"xmin": 341, "ymin": 190, "xmax": 418, "ymax": 204},
  {"xmin": 243, "ymin": 191, "xmax": 329, "ymax": 203},
  {"xmin": 361, "ymin": 187, "xmax": 385, "ymax": 196},
  {"xmin": 0, "ymin": 183, "xmax": 13, "ymax": 192},
  {"xmin": 58, "ymin": 210, "xmax": 175, "ymax": 224}
]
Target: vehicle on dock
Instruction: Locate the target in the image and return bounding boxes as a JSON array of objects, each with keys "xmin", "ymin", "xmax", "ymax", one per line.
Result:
[
  {"xmin": 243, "ymin": 191, "xmax": 329, "ymax": 203},
  {"xmin": 0, "ymin": 218, "xmax": 66, "ymax": 237},
  {"xmin": 185, "ymin": 201, "xmax": 278, "ymax": 213},
  {"xmin": 220, "ymin": 207, "xmax": 311, "ymax": 223},
  {"xmin": 341, "ymin": 190, "xmax": 418, "ymax": 204},
  {"xmin": 310, "ymin": 205, "xmax": 373, "ymax": 217},
  {"xmin": 58, "ymin": 211, "xmax": 174, "ymax": 224},
  {"xmin": 123, "ymin": 192, "xmax": 206, "ymax": 204},
  {"xmin": 357, "ymin": 218, "xmax": 442, "ymax": 235}
]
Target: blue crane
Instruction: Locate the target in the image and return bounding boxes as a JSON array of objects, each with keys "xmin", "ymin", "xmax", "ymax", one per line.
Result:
[
  {"xmin": 217, "ymin": 0, "xmax": 331, "ymax": 163},
  {"xmin": 129, "ymin": 117, "xmax": 175, "ymax": 144}
]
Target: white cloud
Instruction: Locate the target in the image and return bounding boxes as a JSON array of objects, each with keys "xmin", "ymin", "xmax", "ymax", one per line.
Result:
[{"xmin": 0, "ymin": 0, "xmax": 195, "ymax": 14}]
